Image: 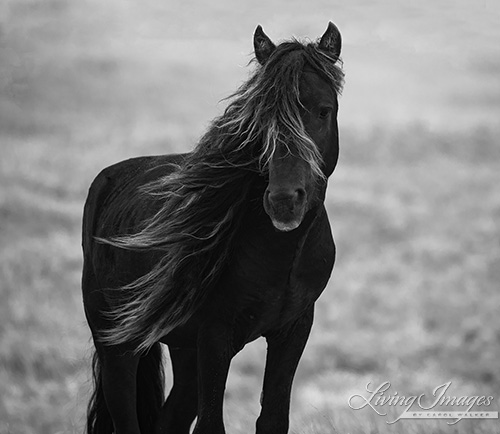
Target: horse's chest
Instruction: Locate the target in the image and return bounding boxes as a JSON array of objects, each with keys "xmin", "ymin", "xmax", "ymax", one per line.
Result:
[{"xmin": 222, "ymin": 213, "xmax": 335, "ymax": 339}]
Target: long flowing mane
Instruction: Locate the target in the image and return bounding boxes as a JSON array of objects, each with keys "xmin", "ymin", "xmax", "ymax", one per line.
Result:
[{"xmin": 99, "ymin": 38, "xmax": 344, "ymax": 353}]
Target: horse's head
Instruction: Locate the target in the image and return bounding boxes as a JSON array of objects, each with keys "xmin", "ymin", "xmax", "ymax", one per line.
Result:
[{"xmin": 253, "ymin": 23, "xmax": 343, "ymax": 232}]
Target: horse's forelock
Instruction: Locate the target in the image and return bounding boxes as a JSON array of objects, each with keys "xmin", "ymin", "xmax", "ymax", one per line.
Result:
[{"xmin": 237, "ymin": 42, "xmax": 342, "ymax": 178}]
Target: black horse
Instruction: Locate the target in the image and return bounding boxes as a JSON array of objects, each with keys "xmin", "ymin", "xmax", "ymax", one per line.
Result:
[{"xmin": 82, "ymin": 22, "xmax": 344, "ymax": 434}]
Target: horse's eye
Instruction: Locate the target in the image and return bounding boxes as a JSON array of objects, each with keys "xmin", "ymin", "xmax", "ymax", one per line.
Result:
[{"xmin": 318, "ymin": 107, "xmax": 332, "ymax": 119}]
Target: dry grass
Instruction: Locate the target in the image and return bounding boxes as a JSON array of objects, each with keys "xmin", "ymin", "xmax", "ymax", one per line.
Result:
[{"xmin": 1, "ymin": 1, "xmax": 500, "ymax": 433}]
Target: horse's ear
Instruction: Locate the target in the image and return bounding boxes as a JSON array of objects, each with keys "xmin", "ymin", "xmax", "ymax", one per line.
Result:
[
  {"xmin": 254, "ymin": 25, "xmax": 276, "ymax": 65},
  {"xmin": 318, "ymin": 21, "xmax": 342, "ymax": 61}
]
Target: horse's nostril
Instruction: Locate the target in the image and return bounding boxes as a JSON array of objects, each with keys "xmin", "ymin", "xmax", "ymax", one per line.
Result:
[
  {"xmin": 264, "ymin": 189, "xmax": 271, "ymax": 205},
  {"xmin": 295, "ymin": 188, "xmax": 306, "ymax": 202}
]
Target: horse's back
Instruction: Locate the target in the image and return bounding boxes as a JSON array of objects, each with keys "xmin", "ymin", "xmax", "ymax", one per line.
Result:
[{"xmin": 83, "ymin": 153, "xmax": 186, "ymax": 250}]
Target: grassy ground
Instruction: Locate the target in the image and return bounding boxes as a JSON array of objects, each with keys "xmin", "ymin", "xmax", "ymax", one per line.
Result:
[{"xmin": 1, "ymin": 1, "xmax": 500, "ymax": 433}]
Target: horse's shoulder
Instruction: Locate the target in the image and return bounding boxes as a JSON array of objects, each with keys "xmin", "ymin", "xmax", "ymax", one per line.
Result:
[{"xmin": 291, "ymin": 206, "xmax": 335, "ymax": 290}]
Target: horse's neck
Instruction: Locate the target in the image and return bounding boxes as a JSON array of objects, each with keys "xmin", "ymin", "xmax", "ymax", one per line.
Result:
[{"xmin": 231, "ymin": 201, "xmax": 321, "ymax": 287}]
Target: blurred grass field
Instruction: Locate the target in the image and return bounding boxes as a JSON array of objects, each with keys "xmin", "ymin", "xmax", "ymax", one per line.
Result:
[{"xmin": 1, "ymin": 0, "xmax": 500, "ymax": 433}]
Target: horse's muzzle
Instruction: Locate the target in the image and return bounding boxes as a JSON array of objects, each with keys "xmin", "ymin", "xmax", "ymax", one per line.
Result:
[{"xmin": 264, "ymin": 188, "xmax": 307, "ymax": 232}]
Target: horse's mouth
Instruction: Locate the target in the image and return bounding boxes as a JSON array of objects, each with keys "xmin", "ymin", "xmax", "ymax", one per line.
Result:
[{"xmin": 270, "ymin": 218, "xmax": 302, "ymax": 232}]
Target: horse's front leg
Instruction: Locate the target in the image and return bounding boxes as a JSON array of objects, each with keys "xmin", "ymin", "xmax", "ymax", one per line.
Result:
[
  {"xmin": 192, "ymin": 321, "xmax": 235, "ymax": 434},
  {"xmin": 256, "ymin": 306, "xmax": 314, "ymax": 434}
]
